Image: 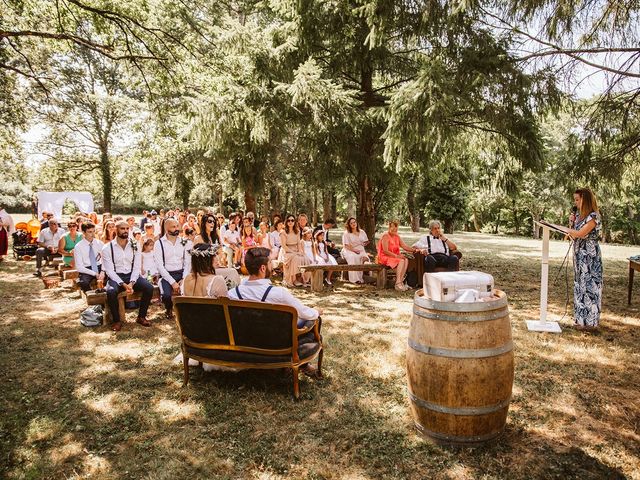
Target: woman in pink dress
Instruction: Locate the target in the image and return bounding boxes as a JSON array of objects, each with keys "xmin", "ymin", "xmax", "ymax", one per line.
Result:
[{"xmin": 377, "ymin": 220, "xmax": 416, "ymax": 291}]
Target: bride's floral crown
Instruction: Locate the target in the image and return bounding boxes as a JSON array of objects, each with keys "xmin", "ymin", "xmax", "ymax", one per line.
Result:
[{"xmin": 189, "ymin": 243, "xmax": 220, "ymax": 257}]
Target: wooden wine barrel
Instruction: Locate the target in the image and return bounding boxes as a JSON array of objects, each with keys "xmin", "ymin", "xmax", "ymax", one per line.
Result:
[{"xmin": 407, "ymin": 290, "xmax": 514, "ymax": 446}]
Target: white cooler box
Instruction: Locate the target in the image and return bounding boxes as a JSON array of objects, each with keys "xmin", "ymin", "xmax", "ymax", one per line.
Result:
[{"xmin": 423, "ymin": 271, "xmax": 494, "ymax": 302}]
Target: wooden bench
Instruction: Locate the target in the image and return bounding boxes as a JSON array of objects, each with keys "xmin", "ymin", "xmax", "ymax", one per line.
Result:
[
  {"xmin": 62, "ymin": 269, "xmax": 79, "ymax": 281},
  {"xmin": 300, "ymin": 264, "xmax": 387, "ymax": 292},
  {"xmin": 85, "ymin": 286, "xmax": 161, "ymax": 324},
  {"xmin": 174, "ymin": 296, "xmax": 323, "ymax": 399}
]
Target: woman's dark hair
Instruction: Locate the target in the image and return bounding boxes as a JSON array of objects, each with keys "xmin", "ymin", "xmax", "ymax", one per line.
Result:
[
  {"xmin": 199, "ymin": 213, "xmax": 219, "ymax": 245},
  {"xmin": 284, "ymin": 216, "xmax": 299, "ymax": 234},
  {"xmin": 345, "ymin": 217, "xmax": 359, "ymax": 233},
  {"xmin": 190, "ymin": 243, "xmax": 217, "ymax": 277}
]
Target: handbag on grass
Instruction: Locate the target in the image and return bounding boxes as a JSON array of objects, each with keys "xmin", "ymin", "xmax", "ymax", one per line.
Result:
[{"xmin": 80, "ymin": 305, "xmax": 103, "ymax": 327}]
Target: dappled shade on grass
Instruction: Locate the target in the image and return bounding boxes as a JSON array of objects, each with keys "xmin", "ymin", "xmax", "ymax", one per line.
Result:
[{"xmin": 0, "ymin": 231, "xmax": 638, "ymax": 479}]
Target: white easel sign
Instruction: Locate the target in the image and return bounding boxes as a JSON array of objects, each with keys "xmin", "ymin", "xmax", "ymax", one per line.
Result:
[{"xmin": 526, "ymin": 220, "xmax": 570, "ymax": 333}]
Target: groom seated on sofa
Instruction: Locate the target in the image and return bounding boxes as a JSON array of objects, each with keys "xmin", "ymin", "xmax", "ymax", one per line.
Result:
[{"xmin": 228, "ymin": 247, "xmax": 323, "ymax": 378}]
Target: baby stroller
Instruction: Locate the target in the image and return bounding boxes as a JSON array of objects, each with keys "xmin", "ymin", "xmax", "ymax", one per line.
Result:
[{"xmin": 12, "ymin": 220, "xmax": 40, "ymax": 260}]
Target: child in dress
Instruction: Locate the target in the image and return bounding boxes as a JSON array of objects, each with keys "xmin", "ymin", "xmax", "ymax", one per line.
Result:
[
  {"xmin": 141, "ymin": 238, "xmax": 158, "ymax": 284},
  {"xmin": 301, "ymin": 227, "xmax": 315, "ymax": 264},
  {"xmin": 314, "ymin": 230, "xmax": 337, "ymax": 285}
]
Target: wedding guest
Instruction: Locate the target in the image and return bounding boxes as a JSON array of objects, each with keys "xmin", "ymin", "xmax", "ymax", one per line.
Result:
[
  {"xmin": 154, "ymin": 218, "xmax": 192, "ymax": 319},
  {"xmin": 100, "ymin": 220, "xmax": 117, "ymax": 243},
  {"xmin": 341, "ymin": 217, "xmax": 370, "ymax": 284},
  {"xmin": 194, "ymin": 213, "xmax": 220, "ymax": 246},
  {"xmin": 33, "ymin": 218, "xmax": 65, "ymax": 277},
  {"xmin": 141, "ymin": 238, "xmax": 158, "ymax": 281},
  {"xmin": 180, "ymin": 243, "xmax": 228, "ymax": 298},
  {"xmin": 102, "ymin": 221, "xmax": 154, "ymax": 331},
  {"xmin": 0, "ymin": 205, "xmax": 15, "ymax": 262},
  {"xmin": 313, "ymin": 230, "xmax": 337, "ymax": 285},
  {"xmin": 280, "ymin": 215, "xmax": 311, "ymax": 287},
  {"xmin": 73, "ymin": 222, "xmax": 106, "ymax": 292},
  {"xmin": 313, "ymin": 218, "xmax": 340, "ymax": 259},
  {"xmin": 58, "ymin": 221, "xmax": 82, "ymax": 268},
  {"xmin": 377, "ymin": 220, "xmax": 416, "ymax": 291},
  {"xmin": 269, "ymin": 220, "xmax": 283, "ymax": 264},
  {"xmin": 142, "ymin": 223, "xmax": 156, "ymax": 243},
  {"xmin": 413, "ymin": 220, "xmax": 459, "ymax": 272}
]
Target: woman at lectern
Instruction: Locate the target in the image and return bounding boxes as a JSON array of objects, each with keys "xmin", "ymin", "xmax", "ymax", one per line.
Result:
[{"xmin": 568, "ymin": 188, "xmax": 602, "ymax": 331}]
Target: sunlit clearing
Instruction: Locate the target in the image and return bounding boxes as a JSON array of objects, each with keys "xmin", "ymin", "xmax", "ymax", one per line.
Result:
[{"xmin": 153, "ymin": 399, "xmax": 202, "ymax": 422}]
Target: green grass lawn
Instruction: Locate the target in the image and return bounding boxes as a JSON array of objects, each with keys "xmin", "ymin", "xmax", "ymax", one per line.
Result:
[{"xmin": 1, "ymin": 226, "xmax": 639, "ymax": 479}]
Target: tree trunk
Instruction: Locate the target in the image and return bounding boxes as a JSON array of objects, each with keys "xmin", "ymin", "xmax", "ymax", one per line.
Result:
[
  {"xmin": 99, "ymin": 145, "xmax": 112, "ymax": 213},
  {"xmin": 472, "ymin": 210, "xmax": 482, "ymax": 232},
  {"xmin": 532, "ymin": 216, "xmax": 540, "ymax": 239},
  {"xmin": 346, "ymin": 197, "xmax": 356, "ymax": 218},
  {"xmin": 407, "ymin": 172, "xmax": 420, "ymax": 232},
  {"xmin": 322, "ymin": 190, "xmax": 332, "ymax": 221},
  {"xmin": 244, "ymin": 184, "xmax": 257, "ymax": 214},
  {"xmin": 312, "ymin": 191, "xmax": 318, "ymax": 225},
  {"xmin": 512, "ymin": 199, "xmax": 520, "ymax": 235},
  {"xmin": 444, "ymin": 219, "xmax": 454, "ymax": 234},
  {"xmin": 331, "ymin": 193, "xmax": 337, "ymax": 220},
  {"xmin": 357, "ymin": 174, "xmax": 377, "ymax": 251}
]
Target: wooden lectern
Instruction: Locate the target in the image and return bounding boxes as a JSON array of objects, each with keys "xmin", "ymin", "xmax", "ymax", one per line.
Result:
[{"xmin": 526, "ymin": 220, "xmax": 571, "ymax": 333}]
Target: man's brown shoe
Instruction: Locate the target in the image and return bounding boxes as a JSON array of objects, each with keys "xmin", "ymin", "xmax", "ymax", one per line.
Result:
[
  {"xmin": 136, "ymin": 317, "xmax": 152, "ymax": 327},
  {"xmin": 111, "ymin": 322, "xmax": 122, "ymax": 332}
]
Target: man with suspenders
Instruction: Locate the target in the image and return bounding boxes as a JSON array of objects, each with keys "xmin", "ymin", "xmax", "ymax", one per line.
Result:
[
  {"xmin": 102, "ymin": 221, "xmax": 155, "ymax": 331},
  {"xmin": 154, "ymin": 218, "xmax": 192, "ymax": 320},
  {"xmin": 228, "ymin": 247, "xmax": 323, "ymax": 378},
  {"xmin": 413, "ymin": 219, "xmax": 460, "ymax": 272}
]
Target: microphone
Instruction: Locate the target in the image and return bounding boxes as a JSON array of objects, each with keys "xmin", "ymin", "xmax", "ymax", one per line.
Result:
[{"xmin": 570, "ymin": 206, "xmax": 578, "ymax": 228}]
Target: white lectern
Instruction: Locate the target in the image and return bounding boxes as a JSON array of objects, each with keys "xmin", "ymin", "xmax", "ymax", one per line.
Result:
[{"xmin": 526, "ymin": 220, "xmax": 570, "ymax": 333}]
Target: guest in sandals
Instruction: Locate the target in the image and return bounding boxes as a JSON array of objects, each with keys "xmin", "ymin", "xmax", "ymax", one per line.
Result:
[{"xmin": 377, "ymin": 220, "xmax": 416, "ymax": 291}]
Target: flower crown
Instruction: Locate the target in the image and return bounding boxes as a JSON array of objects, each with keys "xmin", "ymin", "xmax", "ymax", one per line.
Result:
[{"xmin": 189, "ymin": 243, "xmax": 220, "ymax": 257}]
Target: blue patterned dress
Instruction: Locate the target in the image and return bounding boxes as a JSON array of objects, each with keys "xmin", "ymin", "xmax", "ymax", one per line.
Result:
[{"xmin": 573, "ymin": 211, "xmax": 603, "ymax": 327}]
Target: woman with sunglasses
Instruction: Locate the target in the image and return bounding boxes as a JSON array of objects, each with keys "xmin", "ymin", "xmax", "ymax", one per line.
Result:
[
  {"xmin": 279, "ymin": 215, "xmax": 311, "ymax": 287},
  {"xmin": 58, "ymin": 221, "xmax": 82, "ymax": 268},
  {"xmin": 194, "ymin": 213, "xmax": 220, "ymax": 246},
  {"xmin": 193, "ymin": 213, "xmax": 240, "ymax": 287}
]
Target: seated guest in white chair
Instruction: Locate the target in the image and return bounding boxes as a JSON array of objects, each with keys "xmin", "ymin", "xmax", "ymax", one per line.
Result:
[
  {"xmin": 73, "ymin": 222, "xmax": 106, "ymax": 292},
  {"xmin": 228, "ymin": 247, "xmax": 322, "ymax": 378},
  {"xmin": 33, "ymin": 218, "xmax": 66, "ymax": 277},
  {"xmin": 154, "ymin": 218, "xmax": 192, "ymax": 320},
  {"xmin": 413, "ymin": 220, "xmax": 460, "ymax": 272},
  {"xmin": 102, "ymin": 221, "xmax": 154, "ymax": 332}
]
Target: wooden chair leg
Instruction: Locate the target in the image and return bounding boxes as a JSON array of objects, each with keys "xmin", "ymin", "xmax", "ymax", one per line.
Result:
[
  {"xmin": 377, "ymin": 268, "xmax": 386, "ymax": 289},
  {"xmin": 292, "ymin": 366, "xmax": 300, "ymax": 399},
  {"xmin": 183, "ymin": 354, "xmax": 190, "ymax": 386},
  {"xmin": 317, "ymin": 349, "xmax": 324, "ymax": 379}
]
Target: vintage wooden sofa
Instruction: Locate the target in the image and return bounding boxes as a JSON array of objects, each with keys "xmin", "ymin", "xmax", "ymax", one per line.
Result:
[{"xmin": 174, "ymin": 296, "xmax": 323, "ymax": 399}]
